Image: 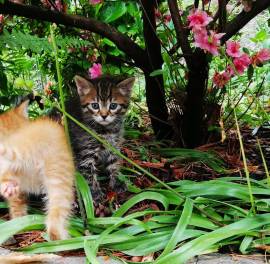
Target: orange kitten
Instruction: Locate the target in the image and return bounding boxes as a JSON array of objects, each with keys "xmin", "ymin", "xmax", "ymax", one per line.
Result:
[{"xmin": 0, "ymin": 101, "xmax": 75, "ymax": 240}]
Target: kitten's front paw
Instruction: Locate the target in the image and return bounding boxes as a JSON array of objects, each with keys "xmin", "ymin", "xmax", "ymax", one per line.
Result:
[
  {"xmin": 0, "ymin": 181, "xmax": 20, "ymax": 199},
  {"xmin": 110, "ymin": 179, "xmax": 127, "ymax": 194}
]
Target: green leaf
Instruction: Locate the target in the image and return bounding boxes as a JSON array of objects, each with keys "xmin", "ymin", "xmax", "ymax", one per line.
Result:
[
  {"xmin": 127, "ymin": 2, "xmax": 138, "ymax": 16},
  {"xmin": 240, "ymin": 236, "xmax": 253, "ymax": 254},
  {"xmin": 103, "ymin": 2, "xmax": 127, "ymax": 23},
  {"xmin": 76, "ymin": 172, "xmax": 95, "ymax": 219},
  {"xmin": 113, "ymin": 192, "xmax": 169, "ymax": 217},
  {"xmin": 251, "ymin": 30, "xmax": 267, "ymax": 43},
  {"xmin": 155, "ymin": 213, "xmax": 270, "ymax": 264},
  {"xmin": 150, "ymin": 69, "xmax": 164, "ymax": 77},
  {"xmin": 84, "ymin": 240, "xmax": 100, "ymax": 264},
  {"xmin": 102, "ymin": 38, "xmax": 115, "ymax": 47},
  {"xmin": 157, "ymin": 198, "xmax": 193, "ymax": 259},
  {"xmin": 0, "ymin": 215, "xmax": 45, "ymax": 245},
  {"xmin": 20, "ymin": 234, "xmax": 132, "ymax": 254}
]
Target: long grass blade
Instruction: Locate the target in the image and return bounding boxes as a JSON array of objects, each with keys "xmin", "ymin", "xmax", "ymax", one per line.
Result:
[
  {"xmin": 76, "ymin": 172, "xmax": 95, "ymax": 219},
  {"xmin": 0, "ymin": 215, "xmax": 45, "ymax": 245},
  {"xmin": 155, "ymin": 213, "xmax": 270, "ymax": 264},
  {"xmin": 156, "ymin": 198, "xmax": 193, "ymax": 260},
  {"xmin": 234, "ymin": 110, "xmax": 256, "ymax": 214}
]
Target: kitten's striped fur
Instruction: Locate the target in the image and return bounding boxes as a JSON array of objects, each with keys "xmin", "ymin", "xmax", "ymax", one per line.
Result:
[
  {"xmin": 69, "ymin": 75, "xmax": 135, "ymax": 200},
  {"xmin": 0, "ymin": 101, "xmax": 74, "ymax": 240}
]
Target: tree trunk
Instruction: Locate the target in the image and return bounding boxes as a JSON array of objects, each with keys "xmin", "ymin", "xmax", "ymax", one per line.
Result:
[
  {"xmin": 183, "ymin": 50, "xmax": 209, "ymax": 148},
  {"xmin": 141, "ymin": 0, "xmax": 173, "ymax": 140}
]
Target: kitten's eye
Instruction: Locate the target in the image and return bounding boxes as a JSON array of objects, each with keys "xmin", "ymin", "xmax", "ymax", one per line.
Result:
[
  {"xmin": 91, "ymin": 103, "xmax": 99, "ymax": 110},
  {"xmin": 110, "ymin": 103, "xmax": 118, "ymax": 110}
]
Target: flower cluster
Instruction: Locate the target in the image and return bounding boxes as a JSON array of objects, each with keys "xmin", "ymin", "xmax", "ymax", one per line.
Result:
[
  {"xmin": 188, "ymin": 9, "xmax": 270, "ymax": 88},
  {"xmin": 88, "ymin": 63, "xmax": 102, "ymax": 79},
  {"xmin": 188, "ymin": 9, "xmax": 224, "ymax": 56},
  {"xmin": 155, "ymin": 9, "xmax": 171, "ymax": 24},
  {"xmin": 213, "ymin": 38, "xmax": 270, "ymax": 88}
]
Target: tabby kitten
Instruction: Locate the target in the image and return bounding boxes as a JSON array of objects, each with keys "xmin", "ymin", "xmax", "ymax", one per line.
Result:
[
  {"xmin": 0, "ymin": 101, "xmax": 74, "ymax": 240},
  {"xmin": 69, "ymin": 75, "xmax": 135, "ymax": 200}
]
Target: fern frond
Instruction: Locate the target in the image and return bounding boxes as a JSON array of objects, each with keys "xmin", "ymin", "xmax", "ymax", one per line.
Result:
[{"xmin": 0, "ymin": 29, "xmax": 91, "ymax": 53}]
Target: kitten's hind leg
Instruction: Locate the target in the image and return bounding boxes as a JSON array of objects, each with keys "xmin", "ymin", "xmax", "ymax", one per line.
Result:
[{"xmin": 45, "ymin": 167, "xmax": 74, "ymax": 241}]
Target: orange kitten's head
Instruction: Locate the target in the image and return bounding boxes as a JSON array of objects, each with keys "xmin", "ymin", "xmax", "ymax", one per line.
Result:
[{"xmin": 0, "ymin": 101, "xmax": 29, "ymax": 138}]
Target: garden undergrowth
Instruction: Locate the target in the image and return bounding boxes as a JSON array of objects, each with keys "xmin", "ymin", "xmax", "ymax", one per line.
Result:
[{"xmin": 1, "ymin": 25, "xmax": 270, "ymax": 264}]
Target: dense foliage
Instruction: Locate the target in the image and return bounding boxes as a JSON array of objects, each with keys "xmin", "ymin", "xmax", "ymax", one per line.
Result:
[{"xmin": 0, "ymin": 0, "xmax": 270, "ymax": 263}]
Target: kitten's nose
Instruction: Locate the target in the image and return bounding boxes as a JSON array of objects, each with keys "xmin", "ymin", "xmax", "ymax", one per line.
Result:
[{"xmin": 101, "ymin": 115, "xmax": 107, "ymax": 120}]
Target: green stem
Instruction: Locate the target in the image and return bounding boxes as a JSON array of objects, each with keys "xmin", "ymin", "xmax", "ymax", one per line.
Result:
[
  {"xmin": 256, "ymin": 137, "xmax": 270, "ymax": 187},
  {"xmin": 49, "ymin": 24, "xmax": 69, "ymax": 144},
  {"xmin": 234, "ymin": 110, "xmax": 256, "ymax": 215},
  {"xmin": 50, "ymin": 24, "xmax": 87, "ymax": 230}
]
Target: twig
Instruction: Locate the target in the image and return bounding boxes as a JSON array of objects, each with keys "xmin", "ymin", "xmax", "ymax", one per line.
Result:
[{"xmin": 167, "ymin": 0, "xmax": 193, "ymax": 67}]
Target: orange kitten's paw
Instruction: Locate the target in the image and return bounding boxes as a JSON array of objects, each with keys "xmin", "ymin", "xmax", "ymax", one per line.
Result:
[
  {"xmin": 0, "ymin": 181, "xmax": 20, "ymax": 199},
  {"xmin": 47, "ymin": 225, "xmax": 69, "ymax": 241}
]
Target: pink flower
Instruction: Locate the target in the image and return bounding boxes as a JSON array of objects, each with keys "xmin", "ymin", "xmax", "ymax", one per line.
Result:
[
  {"xmin": 226, "ymin": 41, "xmax": 241, "ymax": 58},
  {"xmin": 163, "ymin": 14, "xmax": 171, "ymax": 24},
  {"xmin": 0, "ymin": 15, "xmax": 4, "ymax": 24},
  {"xmin": 155, "ymin": 9, "xmax": 162, "ymax": 19},
  {"xmin": 88, "ymin": 63, "xmax": 102, "ymax": 79},
  {"xmin": 225, "ymin": 65, "xmax": 235, "ymax": 77},
  {"xmin": 194, "ymin": 28, "xmax": 209, "ymax": 50},
  {"xmin": 89, "ymin": 0, "xmax": 102, "ymax": 5},
  {"xmin": 233, "ymin": 53, "xmax": 251, "ymax": 74},
  {"xmin": 188, "ymin": 9, "xmax": 213, "ymax": 29},
  {"xmin": 252, "ymin": 48, "xmax": 270, "ymax": 66},
  {"xmin": 213, "ymin": 71, "xmax": 230, "ymax": 88},
  {"xmin": 55, "ymin": 0, "xmax": 63, "ymax": 11},
  {"xmin": 194, "ymin": 29, "xmax": 224, "ymax": 55}
]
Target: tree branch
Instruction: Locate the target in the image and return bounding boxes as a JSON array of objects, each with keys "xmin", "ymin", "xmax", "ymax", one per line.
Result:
[
  {"xmin": 221, "ymin": 0, "xmax": 270, "ymax": 43},
  {"xmin": 218, "ymin": 0, "xmax": 227, "ymax": 32},
  {"xmin": 167, "ymin": 0, "xmax": 193, "ymax": 68},
  {"xmin": 0, "ymin": 1, "xmax": 147, "ymax": 70}
]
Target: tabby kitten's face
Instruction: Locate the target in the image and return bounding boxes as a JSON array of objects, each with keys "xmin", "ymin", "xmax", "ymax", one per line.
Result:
[{"xmin": 74, "ymin": 75, "xmax": 135, "ymax": 126}]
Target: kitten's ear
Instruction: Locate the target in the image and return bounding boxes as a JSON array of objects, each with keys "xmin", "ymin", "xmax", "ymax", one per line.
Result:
[
  {"xmin": 16, "ymin": 100, "xmax": 29, "ymax": 118},
  {"xmin": 117, "ymin": 77, "xmax": 135, "ymax": 97},
  {"xmin": 74, "ymin": 75, "xmax": 94, "ymax": 96}
]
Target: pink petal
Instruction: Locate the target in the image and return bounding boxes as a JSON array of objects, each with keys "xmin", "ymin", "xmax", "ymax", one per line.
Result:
[
  {"xmin": 226, "ymin": 41, "xmax": 241, "ymax": 58},
  {"xmin": 233, "ymin": 53, "xmax": 251, "ymax": 74},
  {"xmin": 188, "ymin": 9, "xmax": 213, "ymax": 29},
  {"xmin": 89, "ymin": 63, "xmax": 102, "ymax": 79},
  {"xmin": 89, "ymin": 0, "xmax": 102, "ymax": 5}
]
